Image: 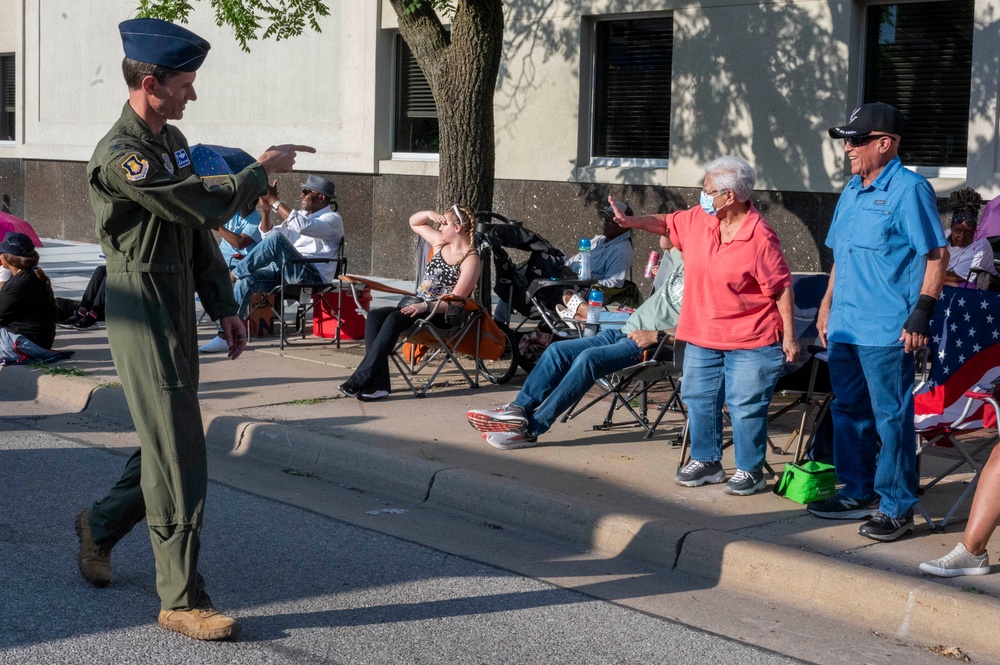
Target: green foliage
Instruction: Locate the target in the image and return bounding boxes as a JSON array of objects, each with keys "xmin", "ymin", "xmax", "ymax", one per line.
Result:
[
  {"xmin": 135, "ymin": 0, "xmax": 330, "ymax": 52},
  {"xmin": 30, "ymin": 363, "xmax": 90, "ymax": 377},
  {"xmin": 400, "ymin": 0, "xmax": 455, "ymax": 16}
]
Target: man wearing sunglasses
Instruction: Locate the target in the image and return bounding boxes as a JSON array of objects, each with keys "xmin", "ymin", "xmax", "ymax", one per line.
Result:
[
  {"xmin": 808, "ymin": 102, "xmax": 948, "ymax": 542},
  {"xmin": 201, "ymin": 174, "xmax": 344, "ymax": 352}
]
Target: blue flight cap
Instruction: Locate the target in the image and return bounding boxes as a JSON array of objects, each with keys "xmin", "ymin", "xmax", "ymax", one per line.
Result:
[{"xmin": 119, "ymin": 18, "xmax": 211, "ymax": 72}]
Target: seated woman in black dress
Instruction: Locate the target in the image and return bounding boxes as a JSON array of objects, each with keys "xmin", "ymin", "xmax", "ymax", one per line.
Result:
[{"xmin": 339, "ymin": 205, "xmax": 482, "ymax": 400}]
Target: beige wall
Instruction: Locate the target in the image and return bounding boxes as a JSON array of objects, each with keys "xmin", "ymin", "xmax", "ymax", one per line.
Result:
[
  {"xmin": 6, "ymin": 0, "xmax": 380, "ymax": 173},
  {"xmin": 1, "ymin": 0, "xmax": 998, "ymax": 197}
]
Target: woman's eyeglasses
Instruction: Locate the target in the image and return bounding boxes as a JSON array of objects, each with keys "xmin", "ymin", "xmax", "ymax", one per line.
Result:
[
  {"xmin": 844, "ymin": 133, "xmax": 896, "ymax": 147},
  {"xmin": 952, "ymin": 211, "xmax": 977, "ymax": 227}
]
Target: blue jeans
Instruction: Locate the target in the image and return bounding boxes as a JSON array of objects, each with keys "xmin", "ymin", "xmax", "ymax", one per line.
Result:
[
  {"xmin": 230, "ymin": 234, "xmax": 322, "ymax": 319},
  {"xmin": 827, "ymin": 341, "xmax": 917, "ymax": 519},
  {"xmin": 681, "ymin": 342, "xmax": 784, "ymax": 473},
  {"xmin": 0, "ymin": 327, "xmax": 55, "ymax": 360},
  {"xmin": 513, "ymin": 328, "xmax": 643, "ymax": 437}
]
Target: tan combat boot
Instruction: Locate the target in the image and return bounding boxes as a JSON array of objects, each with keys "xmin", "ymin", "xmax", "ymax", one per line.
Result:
[
  {"xmin": 158, "ymin": 607, "xmax": 241, "ymax": 641},
  {"xmin": 74, "ymin": 508, "xmax": 111, "ymax": 587}
]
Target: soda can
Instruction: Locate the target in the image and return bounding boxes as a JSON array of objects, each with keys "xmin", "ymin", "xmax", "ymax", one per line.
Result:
[{"xmin": 644, "ymin": 250, "xmax": 661, "ymax": 279}]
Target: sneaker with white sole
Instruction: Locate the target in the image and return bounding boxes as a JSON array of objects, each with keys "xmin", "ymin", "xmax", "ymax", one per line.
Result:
[
  {"xmin": 483, "ymin": 431, "xmax": 537, "ymax": 450},
  {"xmin": 919, "ymin": 542, "xmax": 990, "ymax": 577},
  {"xmin": 858, "ymin": 511, "xmax": 914, "ymax": 542},
  {"xmin": 359, "ymin": 389, "xmax": 390, "ymax": 401},
  {"xmin": 724, "ymin": 469, "xmax": 766, "ymax": 496},
  {"xmin": 674, "ymin": 460, "xmax": 726, "ymax": 487},
  {"xmin": 198, "ymin": 335, "xmax": 229, "ymax": 354},
  {"xmin": 806, "ymin": 493, "xmax": 879, "ymax": 519},
  {"xmin": 467, "ymin": 403, "xmax": 528, "ymax": 432}
]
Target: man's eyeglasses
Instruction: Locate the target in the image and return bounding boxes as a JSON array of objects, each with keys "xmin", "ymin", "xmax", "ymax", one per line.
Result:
[
  {"xmin": 702, "ymin": 188, "xmax": 729, "ymax": 197},
  {"xmin": 844, "ymin": 133, "xmax": 896, "ymax": 147}
]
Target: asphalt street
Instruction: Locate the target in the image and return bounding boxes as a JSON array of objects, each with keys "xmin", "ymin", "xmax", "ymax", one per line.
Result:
[{"xmin": 0, "ymin": 421, "xmax": 807, "ymax": 665}]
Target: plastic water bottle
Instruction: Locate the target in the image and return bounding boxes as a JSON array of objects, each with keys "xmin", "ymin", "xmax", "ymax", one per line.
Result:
[
  {"xmin": 577, "ymin": 238, "xmax": 592, "ymax": 280},
  {"xmin": 583, "ymin": 287, "xmax": 603, "ymax": 337}
]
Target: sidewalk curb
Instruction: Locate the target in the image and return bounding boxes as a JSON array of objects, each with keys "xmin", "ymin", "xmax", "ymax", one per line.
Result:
[
  {"xmin": 0, "ymin": 366, "xmax": 95, "ymax": 411},
  {"xmin": 427, "ymin": 467, "xmax": 692, "ymax": 568},
  {"xmin": 676, "ymin": 529, "xmax": 1000, "ymax": 656},
  {"xmin": 219, "ymin": 417, "xmax": 451, "ymax": 503},
  {"xmin": 7, "ymin": 368, "xmax": 1000, "ymax": 660}
]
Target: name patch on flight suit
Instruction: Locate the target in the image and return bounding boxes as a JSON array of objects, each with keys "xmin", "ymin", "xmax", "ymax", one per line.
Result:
[
  {"xmin": 121, "ymin": 154, "xmax": 149, "ymax": 182},
  {"xmin": 174, "ymin": 149, "xmax": 191, "ymax": 169},
  {"xmin": 162, "ymin": 153, "xmax": 175, "ymax": 174}
]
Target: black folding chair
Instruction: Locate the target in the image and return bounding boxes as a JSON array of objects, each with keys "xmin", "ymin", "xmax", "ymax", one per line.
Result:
[
  {"xmin": 561, "ymin": 337, "xmax": 685, "ymax": 439},
  {"xmin": 245, "ymin": 241, "xmax": 351, "ymax": 349}
]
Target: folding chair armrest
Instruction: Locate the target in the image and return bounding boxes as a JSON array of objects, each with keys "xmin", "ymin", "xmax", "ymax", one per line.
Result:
[
  {"xmin": 438, "ymin": 294, "xmax": 484, "ymax": 312},
  {"xmin": 339, "ymin": 275, "xmax": 415, "ymax": 297},
  {"xmin": 284, "ymin": 257, "xmax": 335, "ymax": 265},
  {"xmin": 965, "ymin": 378, "xmax": 1000, "ymax": 401},
  {"xmin": 526, "ymin": 277, "xmax": 597, "ymax": 301},
  {"xmin": 643, "ymin": 330, "xmax": 676, "ymax": 362}
]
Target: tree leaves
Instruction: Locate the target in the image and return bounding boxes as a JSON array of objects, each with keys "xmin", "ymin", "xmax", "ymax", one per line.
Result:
[{"xmin": 135, "ymin": 0, "xmax": 330, "ymax": 52}]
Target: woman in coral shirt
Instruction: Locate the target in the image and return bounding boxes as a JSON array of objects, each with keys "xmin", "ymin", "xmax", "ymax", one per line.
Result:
[{"xmin": 610, "ymin": 156, "xmax": 799, "ymax": 496}]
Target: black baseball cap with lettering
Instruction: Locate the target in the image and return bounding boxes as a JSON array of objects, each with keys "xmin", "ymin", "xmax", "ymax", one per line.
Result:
[{"xmin": 828, "ymin": 102, "xmax": 904, "ymax": 139}]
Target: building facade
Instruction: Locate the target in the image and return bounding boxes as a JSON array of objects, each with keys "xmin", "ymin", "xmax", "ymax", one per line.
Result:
[{"xmin": 0, "ymin": 0, "xmax": 995, "ymax": 280}]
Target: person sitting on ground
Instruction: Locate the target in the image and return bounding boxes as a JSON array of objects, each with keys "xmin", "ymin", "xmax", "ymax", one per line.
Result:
[
  {"xmin": 59, "ymin": 265, "xmax": 107, "ymax": 330},
  {"xmin": 200, "ymin": 175, "xmax": 343, "ymax": 353},
  {"xmin": 467, "ymin": 247, "xmax": 684, "ymax": 450},
  {"xmin": 943, "ymin": 187, "xmax": 996, "ymax": 289},
  {"xmin": 0, "ymin": 232, "xmax": 62, "ymax": 362},
  {"xmin": 919, "ymin": 420, "xmax": 1000, "ymax": 577},
  {"xmin": 339, "ymin": 205, "xmax": 481, "ymax": 401}
]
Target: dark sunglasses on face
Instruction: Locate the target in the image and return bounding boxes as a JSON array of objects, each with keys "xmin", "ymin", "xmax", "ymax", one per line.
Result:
[
  {"xmin": 844, "ymin": 133, "xmax": 895, "ymax": 147},
  {"xmin": 952, "ymin": 211, "xmax": 975, "ymax": 225},
  {"xmin": 301, "ymin": 189, "xmax": 315, "ymax": 196}
]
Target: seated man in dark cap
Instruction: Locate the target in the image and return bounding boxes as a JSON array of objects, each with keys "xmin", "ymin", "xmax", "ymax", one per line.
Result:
[
  {"xmin": 76, "ymin": 16, "xmax": 313, "ymax": 642},
  {"xmin": 199, "ymin": 174, "xmax": 344, "ymax": 352}
]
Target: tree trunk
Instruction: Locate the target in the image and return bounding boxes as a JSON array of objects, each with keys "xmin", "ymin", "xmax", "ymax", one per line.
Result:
[{"xmin": 389, "ymin": 0, "xmax": 504, "ymax": 213}]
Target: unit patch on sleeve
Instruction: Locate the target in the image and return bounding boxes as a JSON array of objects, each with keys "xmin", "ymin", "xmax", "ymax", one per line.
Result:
[
  {"xmin": 174, "ymin": 149, "xmax": 191, "ymax": 169},
  {"xmin": 121, "ymin": 154, "xmax": 150, "ymax": 182}
]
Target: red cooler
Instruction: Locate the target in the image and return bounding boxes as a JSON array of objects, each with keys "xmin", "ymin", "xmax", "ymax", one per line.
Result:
[{"xmin": 313, "ymin": 287, "xmax": 371, "ymax": 340}]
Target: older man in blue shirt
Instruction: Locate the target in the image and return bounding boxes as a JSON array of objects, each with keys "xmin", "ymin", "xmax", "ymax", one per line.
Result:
[{"xmin": 808, "ymin": 103, "xmax": 948, "ymax": 541}]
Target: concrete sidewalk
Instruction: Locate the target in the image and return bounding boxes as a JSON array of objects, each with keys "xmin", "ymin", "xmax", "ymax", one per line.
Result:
[{"xmin": 8, "ymin": 239, "xmax": 1000, "ymax": 661}]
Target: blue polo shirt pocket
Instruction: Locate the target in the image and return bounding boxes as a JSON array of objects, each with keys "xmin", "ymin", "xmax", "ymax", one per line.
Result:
[{"xmin": 851, "ymin": 207, "xmax": 893, "ymax": 252}]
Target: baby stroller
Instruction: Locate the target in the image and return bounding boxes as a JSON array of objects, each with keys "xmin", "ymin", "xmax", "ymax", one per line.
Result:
[{"xmin": 475, "ymin": 212, "xmax": 596, "ymax": 372}]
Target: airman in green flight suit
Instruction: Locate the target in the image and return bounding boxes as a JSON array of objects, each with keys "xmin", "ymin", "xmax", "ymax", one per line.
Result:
[{"xmin": 75, "ymin": 17, "xmax": 314, "ymax": 641}]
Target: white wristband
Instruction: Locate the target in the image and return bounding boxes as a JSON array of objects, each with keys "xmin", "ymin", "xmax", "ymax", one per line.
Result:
[{"xmin": 271, "ymin": 200, "xmax": 282, "ymax": 212}]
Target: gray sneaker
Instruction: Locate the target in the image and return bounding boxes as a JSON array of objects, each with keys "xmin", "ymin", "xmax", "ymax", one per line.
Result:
[
  {"xmin": 919, "ymin": 543, "xmax": 990, "ymax": 577},
  {"xmin": 724, "ymin": 469, "xmax": 766, "ymax": 496},
  {"xmin": 675, "ymin": 460, "xmax": 726, "ymax": 487}
]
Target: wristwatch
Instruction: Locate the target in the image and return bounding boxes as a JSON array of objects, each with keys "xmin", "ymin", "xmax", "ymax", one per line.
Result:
[{"xmin": 271, "ymin": 200, "xmax": 282, "ymax": 212}]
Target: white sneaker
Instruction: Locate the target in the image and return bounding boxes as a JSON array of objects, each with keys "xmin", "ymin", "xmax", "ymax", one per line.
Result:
[
  {"xmin": 199, "ymin": 336, "xmax": 229, "ymax": 354},
  {"xmin": 359, "ymin": 389, "xmax": 390, "ymax": 401},
  {"xmin": 919, "ymin": 542, "xmax": 990, "ymax": 577}
]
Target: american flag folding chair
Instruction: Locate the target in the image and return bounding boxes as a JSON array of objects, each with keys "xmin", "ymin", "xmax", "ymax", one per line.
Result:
[{"xmin": 914, "ymin": 287, "xmax": 1000, "ymax": 529}]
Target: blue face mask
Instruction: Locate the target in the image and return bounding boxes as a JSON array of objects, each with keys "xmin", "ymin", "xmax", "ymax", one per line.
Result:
[{"xmin": 699, "ymin": 191, "xmax": 718, "ymax": 216}]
